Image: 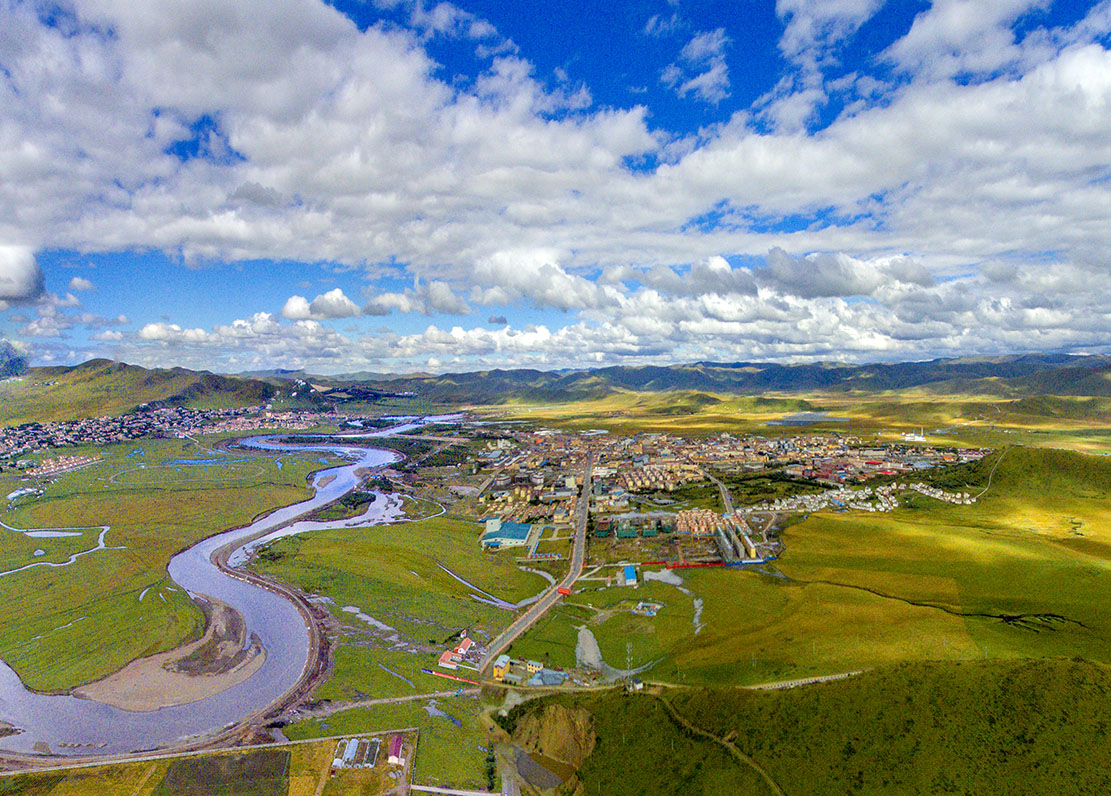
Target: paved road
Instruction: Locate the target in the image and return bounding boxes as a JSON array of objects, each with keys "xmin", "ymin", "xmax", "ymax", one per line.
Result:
[
  {"xmin": 479, "ymin": 454, "xmax": 593, "ymax": 673},
  {"xmin": 411, "ymin": 786, "xmax": 497, "ymax": 796},
  {"xmin": 701, "ymin": 468, "xmax": 734, "ymax": 513}
]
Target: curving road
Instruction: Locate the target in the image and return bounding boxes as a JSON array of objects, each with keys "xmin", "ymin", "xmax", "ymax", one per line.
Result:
[
  {"xmin": 479, "ymin": 454, "xmax": 593, "ymax": 674},
  {"xmin": 701, "ymin": 467, "xmax": 734, "ymax": 513}
]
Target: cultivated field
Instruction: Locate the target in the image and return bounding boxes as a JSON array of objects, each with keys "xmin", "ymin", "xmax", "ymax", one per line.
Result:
[{"xmin": 0, "ymin": 732, "xmax": 414, "ymax": 796}]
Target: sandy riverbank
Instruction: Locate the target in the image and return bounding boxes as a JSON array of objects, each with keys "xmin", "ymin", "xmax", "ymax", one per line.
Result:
[{"xmin": 73, "ymin": 597, "xmax": 265, "ymax": 713}]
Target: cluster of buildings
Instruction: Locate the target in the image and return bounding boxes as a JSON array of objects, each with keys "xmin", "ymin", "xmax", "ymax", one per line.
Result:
[
  {"xmin": 331, "ymin": 737, "xmax": 380, "ymax": 770},
  {"xmin": 680, "ymin": 432, "xmax": 986, "ymax": 485},
  {"xmin": 330, "ymin": 734, "xmax": 408, "ymax": 771},
  {"xmin": 675, "ymin": 509, "xmax": 720, "ymax": 536},
  {"xmin": 0, "ymin": 406, "xmax": 342, "ymax": 469},
  {"xmin": 470, "ymin": 427, "xmax": 987, "ymax": 569},
  {"xmin": 619, "ymin": 462, "xmax": 702, "ymax": 492},
  {"xmin": 436, "ymin": 634, "xmax": 480, "ymax": 670},
  {"xmin": 751, "ymin": 481, "xmax": 976, "ymax": 515},
  {"xmin": 196, "ymin": 410, "xmax": 335, "ymax": 435},
  {"xmin": 27, "ymin": 454, "xmax": 101, "ymax": 478},
  {"xmin": 595, "ymin": 514, "xmax": 674, "ymax": 538},
  {"xmin": 906, "ymin": 482, "xmax": 975, "ymax": 504},
  {"xmin": 491, "ymin": 654, "xmax": 568, "ymax": 687}
]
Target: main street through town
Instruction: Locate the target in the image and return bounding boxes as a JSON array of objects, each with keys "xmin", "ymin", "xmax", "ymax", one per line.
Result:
[{"xmin": 479, "ymin": 453, "xmax": 593, "ymax": 674}]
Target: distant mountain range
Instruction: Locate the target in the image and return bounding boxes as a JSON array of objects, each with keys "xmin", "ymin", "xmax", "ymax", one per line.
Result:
[
  {"xmin": 343, "ymin": 353, "xmax": 1111, "ymax": 403},
  {"xmin": 5, "ymin": 353, "xmax": 1109, "ymax": 426}
]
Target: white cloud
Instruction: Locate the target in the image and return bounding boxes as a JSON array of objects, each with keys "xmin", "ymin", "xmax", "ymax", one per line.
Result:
[
  {"xmin": 777, "ymin": 0, "xmax": 886, "ymax": 67},
  {"xmin": 364, "ymin": 280, "xmax": 469, "ymax": 316},
  {"xmin": 0, "ymin": 246, "xmax": 44, "ymax": 302},
  {"xmin": 884, "ymin": 0, "xmax": 1049, "ymax": 79},
  {"xmin": 68, "ymin": 276, "xmax": 95, "ymax": 291},
  {"xmin": 471, "ymin": 249, "xmax": 619, "ymax": 311},
  {"xmin": 662, "ymin": 29, "xmax": 731, "ymax": 103},
  {"xmin": 280, "ymin": 296, "xmax": 312, "ymax": 320},
  {"xmin": 4, "ymin": 2, "xmax": 1111, "ymax": 369},
  {"xmin": 282, "ymin": 288, "xmax": 360, "ymax": 320},
  {"xmin": 137, "ymin": 322, "xmax": 210, "ymax": 343}
]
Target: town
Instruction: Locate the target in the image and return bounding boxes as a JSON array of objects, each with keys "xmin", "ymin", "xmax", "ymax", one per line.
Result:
[
  {"xmin": 0, "ymin": 405, "xmax": 340, "ymax": 470},
  {"xmin": 467, "ymin": 426, "xmax": 987, "ymax": 569}
]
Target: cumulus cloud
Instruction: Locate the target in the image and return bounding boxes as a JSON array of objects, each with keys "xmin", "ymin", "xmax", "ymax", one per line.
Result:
[
  {"xmin": 138, "ymin": 322, "xmax": 211, "ymax": 343},
  {"xmin": 282, "ymin": 288, "xmax": 361, "ymax": 320},
  {"xmin": 364, "ymin": 280, "xmax": 470, "ymax": 316},
  {"xmin": 68, "ymin": 276, "xmax": 95, "ymax": 291},
  {"xmin": 0, "ymin": 246, "xmax": 45, "ymax": 303},
  {"xmin": 884, "ymin": 0, "xmax": 1050, "ymax": 79},
  {"xmin": 471, "ymin": 249, "xmax": 618, "ymax": 311},
  {"xmin": 4, "ymin": 1, "xmax": 1111, "ymax": 369}
]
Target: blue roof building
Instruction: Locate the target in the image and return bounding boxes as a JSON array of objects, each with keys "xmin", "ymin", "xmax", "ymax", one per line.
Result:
[{"xmin": 481, "ymin": 518, "xmax": 533, "ymax": 549}]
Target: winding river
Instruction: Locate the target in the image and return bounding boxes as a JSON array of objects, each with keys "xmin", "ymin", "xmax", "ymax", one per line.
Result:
[{"xmin": 0, "ymin": 417, "xmax": 447, "ymax": 756}]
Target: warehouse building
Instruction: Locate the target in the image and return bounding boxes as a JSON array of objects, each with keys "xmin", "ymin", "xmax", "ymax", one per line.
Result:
[{"xmin": 480, "ymin": 518, "xmax": 533, "ymax": 549}]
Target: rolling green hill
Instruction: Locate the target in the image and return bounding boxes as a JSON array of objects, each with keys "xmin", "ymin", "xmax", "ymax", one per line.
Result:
[
  {"xmin": 0, "ymin": 359, "xmax": 284, "ymax": 425},
  {"xmin": 507, "ymin": 659, "xmax": 1111, "ymax": 796}
]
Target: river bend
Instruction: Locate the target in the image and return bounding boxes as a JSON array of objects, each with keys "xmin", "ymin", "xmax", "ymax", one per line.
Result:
[{"xmin": 0, "ymin": 419, "xmax": 435, "ymax": 756}]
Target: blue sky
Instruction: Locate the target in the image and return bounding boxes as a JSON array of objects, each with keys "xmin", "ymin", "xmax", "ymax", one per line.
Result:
[{"xmin": 1, "ymin": 0, "xmax": 1111, "ymax": 373}]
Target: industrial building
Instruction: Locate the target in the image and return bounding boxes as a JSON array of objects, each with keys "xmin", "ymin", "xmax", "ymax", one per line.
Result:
[{"xmin": 480, "ymin": 518, "xmax": 533, "ymax": 549}]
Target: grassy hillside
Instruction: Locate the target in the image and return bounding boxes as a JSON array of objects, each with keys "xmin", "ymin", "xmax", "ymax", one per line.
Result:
[
  {"xmin": 0, "ymin": 359, "xmax": 283, "ymax": 425},
  {"xmin": 509, "ymin": 658, "xmax": 1111, "ymax": 796}
]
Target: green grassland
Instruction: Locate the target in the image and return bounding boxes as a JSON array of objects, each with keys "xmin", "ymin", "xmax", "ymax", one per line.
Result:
[
  {"xmin": 507, "ymin": 579, "xmax": 697, "ymax": 673},
  {"xmin": 628, "ymin": 481, "xmax": 723, "ymax": 511},
  {"xmin": 509, "ymin": 658, "xmax": 1111, "ymax": 796},
  {"xmin": 486, "ymin": 388, "xmax": 1111, "ymax": 452},
  {"xmin": 250, "ymin": 515, "xmax": 549, "ymax": 697},
  {"xmin": 0, "ymin": 437, "xmax": 333, "ymax": 691},
  {"xmin": 715, "ymin": 471, "xmax": 825, "ymax": 506}
]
